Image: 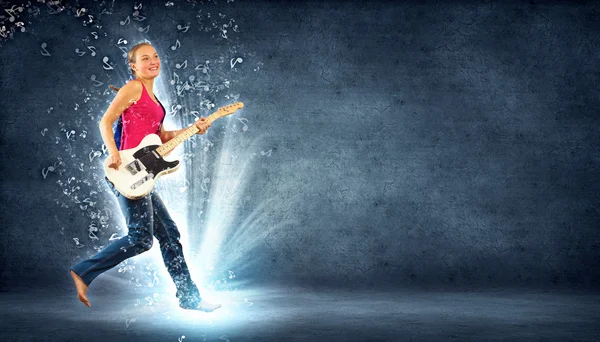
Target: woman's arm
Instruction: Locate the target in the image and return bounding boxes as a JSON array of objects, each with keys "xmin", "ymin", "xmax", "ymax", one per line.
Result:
[
  {"xmin": 99, "ymin": 81, "xmax": 142, "ymax": 167},
  {"xmin": 159, "ymin": 126, "xmax": 185, "ymax": 144}
]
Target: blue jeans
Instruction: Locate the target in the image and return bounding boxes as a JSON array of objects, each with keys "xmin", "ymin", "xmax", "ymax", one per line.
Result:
[{"xmin": 70, "ymin": 177, "xmax": 202, "ymax": 306}]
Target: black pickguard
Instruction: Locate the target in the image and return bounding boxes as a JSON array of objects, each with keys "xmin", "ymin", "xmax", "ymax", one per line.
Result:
[{"xmin": 133, "ymin": 145, "xmax": 180, "ymax": 177}]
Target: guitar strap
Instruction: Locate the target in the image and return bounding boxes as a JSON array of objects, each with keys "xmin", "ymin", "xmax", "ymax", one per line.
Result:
[{"xmin": 113, "ymin": 93, "xmax": 166, "ymax": 151}]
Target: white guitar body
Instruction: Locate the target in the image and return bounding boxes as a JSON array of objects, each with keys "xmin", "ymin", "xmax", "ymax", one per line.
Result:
[{"xmin": 104, "ymin": 134, "xmax": 181, "ymax": 199}]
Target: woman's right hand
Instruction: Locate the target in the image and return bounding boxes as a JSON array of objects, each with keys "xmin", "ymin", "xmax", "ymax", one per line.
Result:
[{"xmin": 108, "ymin": 153, "xmax": 122, "ymax": 170}]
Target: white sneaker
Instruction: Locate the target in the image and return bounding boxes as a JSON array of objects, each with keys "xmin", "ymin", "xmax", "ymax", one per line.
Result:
[{"xmin": 180, "ymin": 300, "xmax": 222, "ymax": 312}]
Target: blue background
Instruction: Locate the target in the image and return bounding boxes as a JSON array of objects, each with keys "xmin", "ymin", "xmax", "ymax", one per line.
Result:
[{"xmin": 0, "ymin": 0, "xmax": 598, "ymax": 292}]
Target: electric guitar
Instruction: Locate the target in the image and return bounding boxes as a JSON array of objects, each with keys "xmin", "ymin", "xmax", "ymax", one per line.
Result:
[{"xmin": 104, "ymin": 102, "xmax": 244, "ymax": 199}]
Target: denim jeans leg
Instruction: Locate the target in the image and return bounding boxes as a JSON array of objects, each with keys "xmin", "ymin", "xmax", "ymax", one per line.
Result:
[
  {"xmin": 151, "ymin": 192, "xmax": 202, "ymax": 305},
  {"xmin": 70, "ymin": 179, "xmax": 155, "ymax": 286}
]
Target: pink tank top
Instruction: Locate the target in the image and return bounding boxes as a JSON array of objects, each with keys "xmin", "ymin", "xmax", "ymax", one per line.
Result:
[{"xmin": 119, "ymin": 79, "xmax": 166, "ymax": 150}]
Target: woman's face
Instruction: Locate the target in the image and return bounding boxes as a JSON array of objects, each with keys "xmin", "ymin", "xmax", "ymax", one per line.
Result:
[{"xmin": 131, "ymin": 45, "xmax": 160, "ymax": 78}]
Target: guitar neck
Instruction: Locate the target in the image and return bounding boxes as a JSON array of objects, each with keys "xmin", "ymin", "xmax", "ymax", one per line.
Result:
[{"xmin": 155, "ymin": 114, "xmax": 217, "ymax": 156}]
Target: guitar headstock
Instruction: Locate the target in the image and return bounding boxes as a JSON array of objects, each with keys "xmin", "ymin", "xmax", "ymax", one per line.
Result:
[{"xmin": 215, "ymin": 102, "xmax": 244, "ymax": 117}]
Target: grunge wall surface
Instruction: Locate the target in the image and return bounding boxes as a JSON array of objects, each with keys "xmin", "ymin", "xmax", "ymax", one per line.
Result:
[{"xmin": 0, "ymin": 0, "xmax": 598, "ymax": 290}]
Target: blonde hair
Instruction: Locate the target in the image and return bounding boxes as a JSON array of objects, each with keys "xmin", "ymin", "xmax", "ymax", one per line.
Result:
[{"xmin": 108, "ymin": 42, "xmax": 153, "ymax": 92}]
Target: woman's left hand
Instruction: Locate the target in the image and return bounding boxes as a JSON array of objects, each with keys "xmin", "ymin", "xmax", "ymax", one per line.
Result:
[{"xmin": 195, "ymin": 117, "xmax": 211, "ymax": 135}]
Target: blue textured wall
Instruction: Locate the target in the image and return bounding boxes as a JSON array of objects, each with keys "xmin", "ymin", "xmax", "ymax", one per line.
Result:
[{"xmin": 0, "ymin": 0, "xmax": 598, "ymax": 290}]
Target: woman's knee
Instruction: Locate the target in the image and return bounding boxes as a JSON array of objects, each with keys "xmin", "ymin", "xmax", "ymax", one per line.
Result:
[
  {"xmin": 127, "ymin": 232, "xmax": 154, "ymax": 252},
  {"xmin": 138, "ymin": 236, "xmax": 153, "ymax": 252}
]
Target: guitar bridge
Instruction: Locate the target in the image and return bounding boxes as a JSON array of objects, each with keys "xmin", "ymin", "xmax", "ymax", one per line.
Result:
[{"xmin": 130, "ymin": 173, "xmax": 154, "ymax": 190}]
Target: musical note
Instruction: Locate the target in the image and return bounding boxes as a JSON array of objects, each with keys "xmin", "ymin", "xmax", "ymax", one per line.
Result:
[
  {"xmin": 40, "ymin": 42, "xmax": 50, "ymax": 56},
  {"xmin": 41, "ymin": 128, "xmax": 48, "ymax": 136},
  {"xmin": 195, "ymin": 60, "xmax": 210, "ymax": 73},
  {"xmin": 175, "ymin": 59, "xmax": 187, "ymax": 69},
  {"xmin": 134, "ymin": 3, "xmax": 143, "ymax": 10},
  {"xmin": 91, "ymin": 31, "xmax": 98, "ymax": 39},
  {"xmin": 168, "ymin": 104, "xmax": 182, "ymax": 116},
  {"xmin": 87, "ymin": 46, "xmax": 96, "ymax": 56},
  {"xmin": 138, "ymin": 25, "xmax": 149, "ymax": 33},
  {"xmin": 74, "ymin": 48, "xmax": 86, "ymax": 56},
  {"xmin": 42, "ymin": 165, "xmax": 55, "ymax": 179},
  {"xmin": 90, "ymin": 75, "xmax": 103, "ymax": 87},
  {"xmin": 46, "ymin": 2, "xmax": 64, "ymax": 15},
  {"xmin": 89, "ymin": 150, "xmax": 102, "ymax": 162},
  {"xmin": 261, "ymin": 149, "xmax": 272, "ymax": 156},
  {"xmin": 118, "ymin": 46, "xmax": 128, "ymax": 58},
  {"xmin": 120, "ymin": 16, "xmax": 130, "ymax": 25},
  {"xmin": 228, "ymin": 270, "xmax": 236, "ymax": 279},
  {"xmin": 170, "ymin": 39, "xmax": 181, "ymax": 50},
  {"xmin": 118, "ymin": 264, "xmax": 134, "ymax": 273},
  {"xmin": 177, "ymin": 24, "xmax": 190, "ymax": 32},
  {"xmin": 195, "ymin": 81, "xmax": 210, "ymax": 91},
  {"xmin": 230, "ymin": 57, "xmax": 243, "ymax": 69},
  {"xmin": 232, "ymin": 118, "xmax": 248, "ymax": 132},
  {"xmin": 176, "ymin": 84, "xmax": 185, "ymax": 96},
  {"xmin": 27, "ymin": 5, "xmax": 40, "ymax": 15},
  {"xmin": 125, "ymin": 317, "xmax": 136, "ymax": 328},
  {"xmin": 200, "ymin": 99, "xmax": 214, "ymax": 109},
  {"xmin": 85, "ymin": 14, "xmax": 95, "ymax": 25},
  {"xmin": 80, "ymin": 130, "xmax": 87, "ymax": 138},
  {"xmin": 117, "ymin": 38, "xmax": 127, "ymax": 45},
  {"xmin": 73, "ymin": 237, "xmax": 84, "ymax": 248},
  {"xmin": 76, "ymin": 7, "xmax": 86, "ymax": 17},
  {"xmin": 74, "ymin": 102, "xmax": 79, "ymax": 110},
  {"xmin": 169, "ymin": 72, "xmax": 179, "ymax": 85},
  {"xmin": 179, "ymin": 179, "xmax": 190, "ymax": 192},
  {"xmin": 4, "ymin": 9, "xmax": 15, "ymax": 23},
  {"xmin": 145, "ymin": 293, "xmax": 159, "ymax": 305},
  {"xmin": 15, "ymin": 21, "xmax": 25, "ymax": 32},
  {"xmin": 66, "ymin": 129, "xmax": 76, "ymax": 139},
  {"xmin": 102, "ymin": 56, "xmax": 114, "ymax": 70},
  {"xmin": 133, "ymin": 12, "xmax": 147, "ymax": 22},
  {"xmin": 244, "ymin": 298, "xmax": 254, "ymax": 306},
  {"xmin": 166, "ymin": 1, "xmax": 175, "ymax": 7},
  {"xmin": 178, "ymin": 336, "xmax": 186, "ymax": 342},
  {"xmin": 109, "ymin": 233, "xmax": 121, "ymax": 241}
]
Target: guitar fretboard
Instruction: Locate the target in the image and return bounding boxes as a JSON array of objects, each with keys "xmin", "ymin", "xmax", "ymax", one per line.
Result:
[{"xmin": 155, "ymin": 114, "xmax": 217, "ymax": 156}]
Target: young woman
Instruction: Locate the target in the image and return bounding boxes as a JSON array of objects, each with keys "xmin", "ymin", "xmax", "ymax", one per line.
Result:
[{"xmin": 69, "ymin": 42, "xmax": 221, "ymax": 312}]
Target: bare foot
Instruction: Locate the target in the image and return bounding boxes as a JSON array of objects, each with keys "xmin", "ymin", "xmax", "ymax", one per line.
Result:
[{"xmin": 70, "ymin": 270, "xmax": 91, "ymax": 307}]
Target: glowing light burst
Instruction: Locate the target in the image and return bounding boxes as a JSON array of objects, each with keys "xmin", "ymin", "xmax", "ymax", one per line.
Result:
[{"xmin": 192, "ymin": 125, "xmax": 260, "ymax": 284}]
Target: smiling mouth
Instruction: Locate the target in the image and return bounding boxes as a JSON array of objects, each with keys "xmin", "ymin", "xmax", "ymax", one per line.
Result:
[{"xmin": 150, "ymin": 67, "xmax": 159, "ymax": 71}]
